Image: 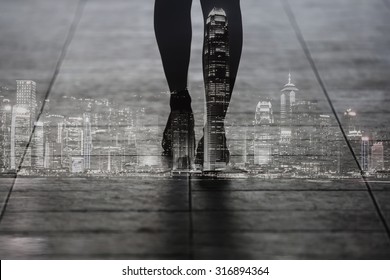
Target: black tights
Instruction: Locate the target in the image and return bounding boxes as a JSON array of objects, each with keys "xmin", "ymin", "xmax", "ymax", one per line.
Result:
[{"xmin": 154, "ymin": 0, "xmax": 243, "ymax": 94}]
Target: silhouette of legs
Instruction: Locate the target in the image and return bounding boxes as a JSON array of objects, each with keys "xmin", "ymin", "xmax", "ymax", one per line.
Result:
[
  {"xmin": 196, "ymin": 0, "xmax": 243, "ymax": 167},
  {"xmin": 154, "ymin": 0, "xmax": 193, "ymax": 93},
  {"xmin": 154, "ymin": 0, "xmax": 242, "ymax": 169},
  {"xmin": 200, "ymin": 0, "xmax": 243, "ymax": 95},
  {"xmin": 154, "ymin": 0, "xmax": 195, "ymax": 168},
  {"xmin": 154, "ymin": 0, "xmax": 242, "ymax": 94}
]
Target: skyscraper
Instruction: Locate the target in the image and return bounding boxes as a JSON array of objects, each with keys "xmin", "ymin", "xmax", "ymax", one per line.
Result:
[
  {"xmin": 203, "ymin": 7, "xmax": 230, "ymax": 171},
  {"xmin": 32, "ymin": 121, "xmax": 44, "ymax": 168},
  {"xmin": 42, "ymin": 114, "xmax": 64, "ymax": 170},
  {"xmin": 370, "ymin": 142, "xmax": 384, "ymax": 171},
  {"xmin": 279, "ymin": 74, "xmax": 299, "ymax": 168},
  {"xmin": 10, "ymin": 105, "xmax": 31, "ymax": 169},
  {"xmin": 254, "ymin": 101, "xmax": 274, "ymax": 166},
  {"xmin": 318, "ymin": 114, "xmax": 337, "ymax": 173},
  {"xmin": 44, "ymin": 140, "xmax": 50, "ymax": 169},
  {"xmin": 343, "ymin": 109, "xmax": 359, "ymax": 135},
  {"xmin": 83, "ymin": 112, "xmax": 92, "ymax": 170},
  {"xmin": 16, "ymin": 80, "xmax": 37, "ymax": 128},
  {"xmin": 280, "ymin": 73, "xmax": 298, "ymax": 126},
  {"xmin": 172, "ymin": 110, "xmax": 195, "ymax": 170},
  {"xmin": 361, "ymin": 136, "xmax": 370, "ymax": 172},
  {"xmin": 0, "ymin": 99, "xmax": 12, "ymax": 169},
  {"xmin": 291, "ymin": 100, "xmax": 318, "ymax": 163},
  {"xmin": 62, "ymin": 117, "xmax": 83, "ymax": 170},
  {"xmin": 341, "ymin": 109, "xmax": 362, "ymax": 174}
]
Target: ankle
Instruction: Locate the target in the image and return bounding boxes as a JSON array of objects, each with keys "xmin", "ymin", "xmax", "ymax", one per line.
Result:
[{"xmin": 170, "ymin": 89, "xmax": 192, "ymax": 111}]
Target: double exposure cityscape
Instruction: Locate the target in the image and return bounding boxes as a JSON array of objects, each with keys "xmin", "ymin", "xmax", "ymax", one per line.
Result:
[
  {"xmin": 0, "ymin": 75, "xmax": 388, "ymax": 179},
  {"xmin": 0, "ymin": 9, "xmax": 388, "ymax": 179}
]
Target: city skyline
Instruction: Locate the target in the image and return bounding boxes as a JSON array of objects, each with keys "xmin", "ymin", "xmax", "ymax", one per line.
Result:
[
  {"xmin": 0, "ymin": 13, "xmax": 387, "ymax": 178},
  {"xmin": 0, "ymin": 73, "xmax": 388, "ymax": 178}
]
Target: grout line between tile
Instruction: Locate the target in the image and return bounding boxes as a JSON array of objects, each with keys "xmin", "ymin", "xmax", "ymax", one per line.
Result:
[
  {"xmin": 0, "ymin": 0, "xmax": 88, "ymax": 225},
  {"xmin": 281, "ymin": 0, "xmax": 390, "ymax": 240}
]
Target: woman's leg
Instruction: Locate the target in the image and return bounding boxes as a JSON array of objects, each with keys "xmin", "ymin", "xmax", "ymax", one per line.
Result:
[
  {"xmin": 196, "ymin": 0, "xmax": 243, "ymax": 167},
  {"xmin": 154, "ymin": 0, "xmax": 195, "ymax": 168},
  {"xmin": 154, "ymin": 0, "xmax": 193, "ymax": 93},
  {"xmin": 200, "ymin": 0, "xmax": 243, "ymax": 96}
]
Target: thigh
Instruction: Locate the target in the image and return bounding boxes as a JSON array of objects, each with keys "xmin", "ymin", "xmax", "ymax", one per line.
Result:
[{"xmin": 155, "ymin": 0, "xmax": 193, "ymax": 15}]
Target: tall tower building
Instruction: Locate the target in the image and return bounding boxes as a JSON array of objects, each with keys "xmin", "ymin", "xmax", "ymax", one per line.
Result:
[
  {"xmin": 10, "ymin": 105, "xmax": 31, "ymax": 169},
  {"xmin": 280, "ymin": 73, "xmax": 298, "ymax": 126},
  {"xmin": 254, "ymin": 101, "xmax": 274, "ymax": 166},
  {"xmin": 83, "ymin": 112, "xmax": 92, "ymax": 170},
  {"xmin": 44, "ymin": 140, "xmax": 50, "ymax": 169},
  {"xmin": 0, "ymin": 99, "xmax": 12, "ymax": 169},
  {"xmin": 341, "ymin": 129, "xmax": 362, "ymax": 174},
  {"xmin": 32, "ymin": 121, "xmax": 44, "ymax": 168},
  {"xmin": 42, "ymin": 114, "xmax": 64, "ymax": 170},
  {"xmin": 16, "ymin": 80, "xmax": 37, "ymax": 129},
  {"xmin": 343, "ymin": 109, "xmax": 359, "ymax": 135},
  {"xmin": 62, "ymin": 117, "xmax": 83, "ymax": 170},
  {"xmin": 291, "ymin": 100, "xmax": 318, "ymax": 160},
  {"xmin": 172, "ymin": 110, "xmax": 195, "ymax": 170},
  {"xmin": 280, "ymin": 73, "xmax": 298, "ymax": 144},
  {"xmin": 203, "ymin": 7, "xmax": 230, "ymax": 171},
  {"xmin": 340, "ymin": 109, "xmax": 362, "ymax": 174},
  {"xmin": 370, "ymin": 142, "xmax": 384, "ymax": 171},
  {"xmin": 318, "ymin": 114, "xmax": 336, "ymax": 173},
  {"xmin": 279, "ymin": 74, "xmax": 299, "ymax": 168},
  {"xmin": 361, "ymin": 136, "xmax": 370, "ymax": 172}
]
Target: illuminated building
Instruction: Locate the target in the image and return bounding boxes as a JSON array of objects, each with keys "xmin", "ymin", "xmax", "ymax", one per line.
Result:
[
  {"xmin": 32, "ymin": 121, "xmax": 44, "ymax": 168},
  {"xmin": 10, "ymin": 105, "xmax": 31, "ymax": 169},
  {"xmin": 203, "ymin": 7, "xmax": 230, "ymax": 171},
  {"xmin": 370, "ymin": 142, "xmax": 384, "ymax": 171}
]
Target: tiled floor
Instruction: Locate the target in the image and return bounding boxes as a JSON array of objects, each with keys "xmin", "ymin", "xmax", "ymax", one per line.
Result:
[{"xmin": 0, "ymin": 0, "xmax": 390, "ymax": 259}]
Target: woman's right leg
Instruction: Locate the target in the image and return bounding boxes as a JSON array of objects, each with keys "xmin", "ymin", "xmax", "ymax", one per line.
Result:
[
  {"xmin": 200, "ymin": 0, "xmax": 243, "ymax": 97},
  {"xmin": 196, "ymin": 0, "xmax": 243, "ymax": 168},
  {"xmin": 154, "ymin": 0, "xmax": 195, "ymax": 168}
]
